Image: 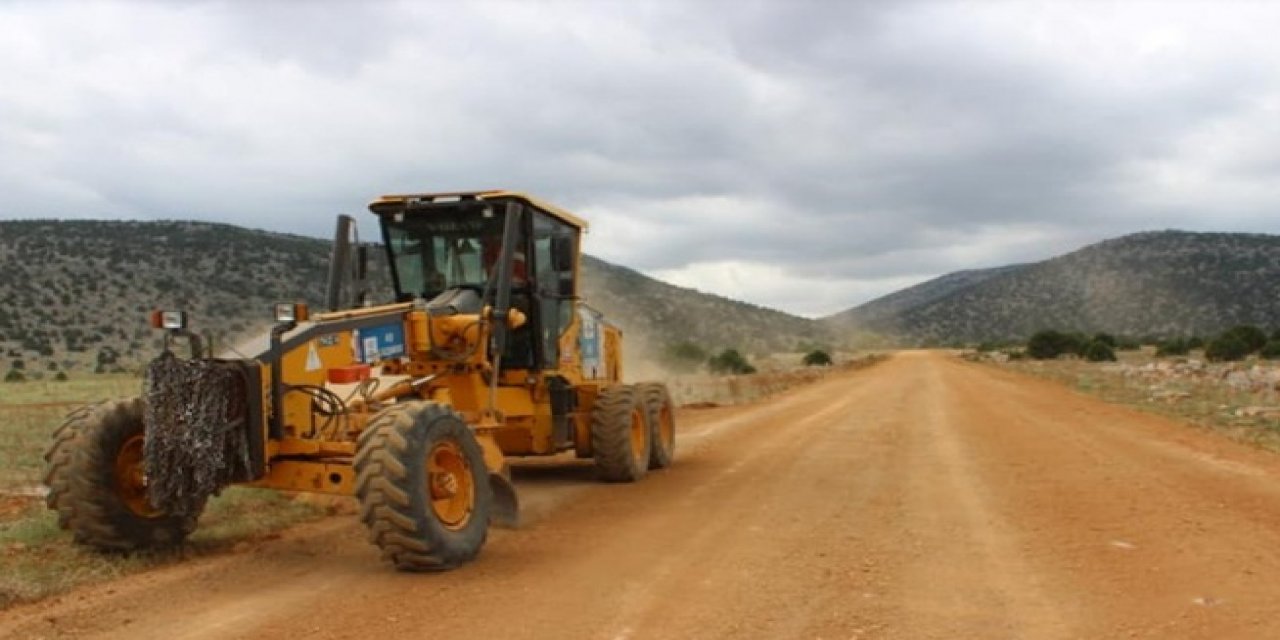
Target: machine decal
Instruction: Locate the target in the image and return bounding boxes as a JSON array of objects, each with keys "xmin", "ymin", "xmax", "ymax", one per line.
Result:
[
  {"xmin": 578, "ymin": 307, "xmax": 602, "ymax": 379},
  {"xmin": 305, "ymin": 343, "xmax": 323, "ymax": 371},
  {"xmin": 357, "ymin": 322, "xmax": 406, "ymax": 363}
]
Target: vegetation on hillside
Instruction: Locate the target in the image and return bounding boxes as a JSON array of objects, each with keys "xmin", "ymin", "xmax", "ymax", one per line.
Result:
[
  {"xmin": 0, "ymin": 220, "xmax": 833, "ymax": 376},
  {"xmin": 827, "ymin": 231, "xmax": 1280, "ymax": 343}
]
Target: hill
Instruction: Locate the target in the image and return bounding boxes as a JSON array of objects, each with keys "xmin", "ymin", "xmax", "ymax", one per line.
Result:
[
  {"xmin": 825, "ymin": 230, "xmax": 1280, "ymax": 342},
  {"xmin": 826, "ymin": 264, "xmax": 1025, "ymax": 329},
  {"xmin": 0, "ymin": 219, "xmax": 825, "ymax": 376}
]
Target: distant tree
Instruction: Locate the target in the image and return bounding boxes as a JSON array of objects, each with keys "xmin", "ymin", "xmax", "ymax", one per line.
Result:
[
  {"xmin": 1083, "ymin": 340, "xmax": 1117, "ymax": 362},
  {"xmin": 1206, "ymin": 334, "xmax": 1251, "ymax": 362},
  {"xmin": 1186, "ymin": 336, "xmax": 1206, "ymax": 350},
  {"xmin": 662, "ymin": 341, "xmax": 709, "ymax": 373},
  {"xmin": 708, "ymin": 349, "xmax": 756, "ymax": 375},
  {"xmin": 1222, "ymin": 325, "xmax": 1268, "ymax": 354},
  {"xmin": 1155, "ymin": 338, "xmax": 1191, "ymax": 357},
  {"xmin": 1092, "ymin": 333, "xmax": 1117, "ymax": 348},
  {"xmin": 53, "ymin": 371, "xmax": 69, "ymax": 382},
  {"xmin": 1114, "ymin": 336, "xmax": 1141, "ymax": 351},
  {"xmin": 802, "ymin": 349, "xmax": 833, "ymax": 366},
  {"xmin": 1026, "ymin": 330, "xmax": 1084, "ymax": 360},
  {"xmin": 1260, "ymin": 341, "xmax": 1280, "ymax": 361},
  {"xmin": 3, "ymin": 369, "xmax": 24, "ymax": 383}
]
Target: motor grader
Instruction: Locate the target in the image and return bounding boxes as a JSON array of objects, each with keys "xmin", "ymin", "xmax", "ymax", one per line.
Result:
[{"xmin": 42, "ymin": 190, "xmax": 676, "ymax": 571}]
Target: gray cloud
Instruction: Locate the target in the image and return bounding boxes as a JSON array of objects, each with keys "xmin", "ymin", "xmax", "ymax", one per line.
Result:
[{"xmin": 3, "ymin": 1, "xmax": 1280, "ymax": 316}]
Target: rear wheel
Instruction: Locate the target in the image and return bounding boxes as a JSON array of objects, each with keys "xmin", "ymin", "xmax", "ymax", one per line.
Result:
[
  {"xmin": 44, "ymin": 398, "xmax": 202, "ymax": 551},
  {"xmin": 353, "ymin": 402, "xmax": 492, "ymax": 571},
  {"xmin": 637, "ymin": 382, "xmax": 676, "ymax": 469},
  {"xmin": 591, "ymin": 385, "xmax": 650, "ymax": 482}
]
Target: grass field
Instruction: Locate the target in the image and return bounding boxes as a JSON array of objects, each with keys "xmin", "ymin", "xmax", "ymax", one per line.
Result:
[
  {"xmin": 989, "ymin": 349, "xmax": 1280, "ymax": 452},
  {"xmin": 0, "ymin": 374, "xmax": 327, "ymax": 609}
]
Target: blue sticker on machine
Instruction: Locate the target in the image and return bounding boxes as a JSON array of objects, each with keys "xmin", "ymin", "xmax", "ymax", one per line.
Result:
[
  {"xmin": 578, "ymin": 307, "xmax": 602, "ymax": 379},
  {"xmin": 360, "ymin": 323, "xmax": 406, "ymax": 362}
]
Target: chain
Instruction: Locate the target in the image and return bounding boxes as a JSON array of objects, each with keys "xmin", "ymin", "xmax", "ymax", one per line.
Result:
[{"xmin": 142, "ymin": 351, "xmax": 252, "ymax": 516}]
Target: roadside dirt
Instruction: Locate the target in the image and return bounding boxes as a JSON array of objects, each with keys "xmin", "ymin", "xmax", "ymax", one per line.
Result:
[{"xmin": 5, "ymin": 351, "xmax": 1280, "ymax": 639}]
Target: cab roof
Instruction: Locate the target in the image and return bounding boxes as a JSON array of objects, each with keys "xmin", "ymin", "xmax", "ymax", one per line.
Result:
[{"xmin": 367, "ymin": 190, "xmax": 589, "ymax": 231}]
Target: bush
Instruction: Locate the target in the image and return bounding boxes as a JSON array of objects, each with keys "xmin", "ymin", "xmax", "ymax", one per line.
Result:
[
  {"xmin": 802, "ymin": 349, "xmax": 833, "ymax": 366},
  {"xmin": 1026, "ymin": 330, "xmax": 1084, "ymax": 360},
  {"xmin": 3, "ymin": 369, "xmax": 24, "ymax": 382},
  {"xmin": 1092, "ymin": 333, "xmax": 1117, "ymax": 348},
  {"xmin": 1186, "ymin": 336, "xmax": 1205, "ymax": 350},
  {"xmin": 54, "ymin": 371, "xmax": 69, "ymax": 381},
  {"xmin": 1222, "ymin": 325, "xmax": 1268, "ymax": 354},
  {"xmin": 662, "ymin": 341, "xmax": 709, "ymax": 373},
  {"xmin": 1260, "ymin": 341, "xmax": 1280, "ymax": 360},
  {"xmin": 708, "ymin": 349, "xmax": 756, "ymax": 375},
  {"xmin": 1114, "ymin": 337, "xmax": 1141, "ymax": 351},
  {"xmin": 1206, "ymin": 334, "xmax": 1251, "ymax": 362},
  {"xmin": 1083, "ymin": 340, "xmax": 1117, "ymax": 362},
  {"xmin": 1155, "ymin": 338, "xmax": 1190, "ymax": 357}
]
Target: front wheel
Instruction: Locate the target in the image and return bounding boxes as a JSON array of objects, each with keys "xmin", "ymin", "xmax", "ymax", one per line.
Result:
[
  {"xmin": 43, "ymin": 398, "xmax": 202, "ymax": 551},
  {"xmin": 353, "ymin": 402, "xmax": 492, "ymax": 571}
]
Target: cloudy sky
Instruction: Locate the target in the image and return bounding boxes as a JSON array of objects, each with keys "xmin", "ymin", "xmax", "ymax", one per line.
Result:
[{"xmin": 3, "ymin": 1, "xmax": 1280, "ymax": 317}]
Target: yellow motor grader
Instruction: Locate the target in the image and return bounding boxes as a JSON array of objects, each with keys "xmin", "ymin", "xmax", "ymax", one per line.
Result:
[{"xmin": 42, "ymin": 190, "xmax": 676, "ymax": 571}]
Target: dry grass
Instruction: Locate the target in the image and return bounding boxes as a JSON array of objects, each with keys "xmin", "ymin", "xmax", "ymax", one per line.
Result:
[
  {"xmin": 667, "ymin": 353, "xmax": 887, "ymax": 407},
  {"xmin": 991, "ymin": 349, "xmax": 1280, "ymax": 452},
  {"xmin": 0, "ymin": 375, "xmax": 327, "ymax": 610}
]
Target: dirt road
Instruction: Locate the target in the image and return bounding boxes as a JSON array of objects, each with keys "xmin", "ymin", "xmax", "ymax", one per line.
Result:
[{"xmin": 6, "ymin": 351, "xmax": 1280, "ymax": 639}]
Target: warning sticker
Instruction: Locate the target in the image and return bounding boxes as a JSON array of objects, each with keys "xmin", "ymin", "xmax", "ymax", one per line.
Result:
[{"xmin": 305, "ymin": 342, "xmax": 323, "ymax": 371}]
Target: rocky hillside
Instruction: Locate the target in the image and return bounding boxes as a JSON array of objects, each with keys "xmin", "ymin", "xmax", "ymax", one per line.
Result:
[
  {"xmin": 826, "ymin": 264, "xmax": 1025, "ymax": 329},
  {"xmin": 0, "ymin": 220, "xmax": 825, "ymax": 375},
  {"xmin": 826, "ymin": 231, "xmax": 1280, "ymax": 342}
]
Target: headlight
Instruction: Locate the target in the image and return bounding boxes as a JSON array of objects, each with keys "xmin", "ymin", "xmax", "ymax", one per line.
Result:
[
  {"xmin": 149, "ymin": 310, "xmax": 188, "ymax": 330},
  {"xmin": 274, "ymin": 302, "xmax": 309, "ymax": 323}
]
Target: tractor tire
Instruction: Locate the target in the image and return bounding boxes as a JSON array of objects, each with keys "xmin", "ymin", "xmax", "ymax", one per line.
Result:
[
  {"xmin": 591, "ymin": 385, "xmax": 650, "ymax": 482},
  {"xmin": 43, "ymin": 398, "xmax": 202, "ymax": 551},
  {"xmin": 637, "ymin": 382, "xmax": 676, "ymax": 470},
  {"xmin": 353, "ymin": 402, "xmax": 492, "ymax": 572}
]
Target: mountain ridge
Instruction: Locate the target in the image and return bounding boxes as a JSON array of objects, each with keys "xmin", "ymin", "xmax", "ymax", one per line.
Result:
[
  {"xmin": 0, "ymin": 219, "xmax": 826, "ymax": 375},
  {"xmin": 825, "ymin": 229, "xmax": 1280, "ymax": 342}
]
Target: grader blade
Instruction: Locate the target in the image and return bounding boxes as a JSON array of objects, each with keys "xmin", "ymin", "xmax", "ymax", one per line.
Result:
[{"xmin": 489, "ymin": 472, "xmax": 520, "ymax": 529}]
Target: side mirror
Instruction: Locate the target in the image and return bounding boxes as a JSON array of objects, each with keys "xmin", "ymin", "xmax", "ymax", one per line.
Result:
[{"xmin": 550, "ymin": 235, "xmax": 575, "ymax": 272}]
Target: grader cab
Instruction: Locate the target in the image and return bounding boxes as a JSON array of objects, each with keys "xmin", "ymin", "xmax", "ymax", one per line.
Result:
[{"xmin": 43, "ymin": 190, "xmax": 676, "ymax": 571}]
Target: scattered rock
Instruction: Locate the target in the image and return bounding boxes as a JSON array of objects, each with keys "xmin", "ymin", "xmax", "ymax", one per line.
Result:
[{"xmin": 1234, "ymin": 406, "xmax": 1280, "ymax": 419}]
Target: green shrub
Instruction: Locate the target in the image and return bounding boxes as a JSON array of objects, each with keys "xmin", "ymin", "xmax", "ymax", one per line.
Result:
[
  {"xmin": 1222, "ymin": 325, "xmax": 1268, "ymax": 354},
  {"xmin": 1206, "ymin": 334, "xmax": 1251, "ymax": 362},
  {"xmin": 708, "ymin": 349, "xmax": 756, "ymax": 375},
  {"xmin": 1114, "ymin": 337, "xmax": 1141, "ymax": 351},
  {"xmin": 53, "ymin": 371, "xmax": 69, "ymax": 382},
  {"xmin": 3, "ymin": 369, "xmax": 24, "ymax": 382},
  {"xmin": 1083, "ymin": 340, "xmax": 1117, "ymax": 362},
  {"xmin": 1027, "ymin": 330, "xmax": 1084, "ymax": 360},
  {"xmin": 1092, "ymin": 333, "xmax": 1117, "ymax": 348},
  {"xmin": 1155, "ymin": 338, "xmax": 1190, "ymax": 357},
  {"xmin": 1186, "ymin": 336, "xmax": 1205, "ymax": 350},
  {"xmin": 662, "ymin": 341, "xmax": 709, "ymax": 373},
  {"xmin": 1260, "ymin": 340, "xmax": 1280, "ymax": 360},
  {"xmin": 802, "ymin": 349, "xmax": 832, "ymax": 366}
]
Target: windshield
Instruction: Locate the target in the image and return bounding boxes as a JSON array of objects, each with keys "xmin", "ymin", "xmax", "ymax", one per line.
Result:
[{"xmin": 383, "ymin": 208, "xmax": 506, "ymax": 299}]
